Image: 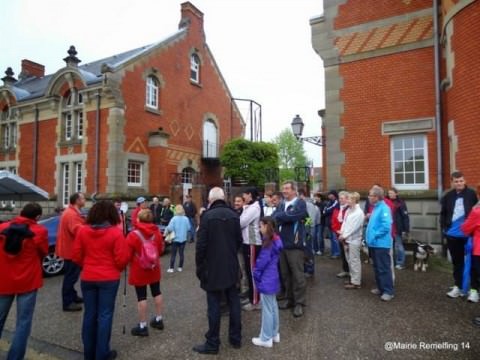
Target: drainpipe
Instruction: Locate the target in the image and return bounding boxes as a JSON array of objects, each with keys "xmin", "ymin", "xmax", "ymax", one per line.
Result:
[
  {"xmin": 433, "ymin": 0, "xmax": 443, "ymax": 199},
  {"xmin": 94, "ymin": 91, "xmax": 101, "ymax": 194},
  {"xmin": 32, "ymin": 106, "xmax": 39, "ymax": 184}
]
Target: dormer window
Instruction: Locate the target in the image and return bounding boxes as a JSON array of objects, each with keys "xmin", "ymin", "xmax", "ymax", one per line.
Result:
[
  {"xmin": 146, "ymin": 76, "xmax": 159, "ymax": 109},
  {"xmin": 61, "ymin": 88, "xmax": 84, "ymax": 143},
  {"xmin": 0, "ymin": 107, "xmax": 17, "ymax": 151},
  {"xmin": 190, "ymin": 53, "xmax": 200, "ymax": 83}
]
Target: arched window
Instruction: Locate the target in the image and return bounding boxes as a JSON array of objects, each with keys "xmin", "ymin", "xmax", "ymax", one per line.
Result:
[
  {"xmin": 0, "ymin": 106, "xmax": 17, "ymax": 150},
  {"xmin": 146, "ymin": 76, "xmax": 159, "ymax": 109},
  {"xmin": 203, "ymin": 120, "xmax": 218, "ymax": 158},
  {"xmin": 190, "ymin": 53, "xmax": 200, "ymax": 83},
  {"xmin": 182, "ymin": 167, "xmax": 195, "ymax": 184},
  {"xmin": 62, "ymin": 88, "xmax": 84, "ymax": 141}
]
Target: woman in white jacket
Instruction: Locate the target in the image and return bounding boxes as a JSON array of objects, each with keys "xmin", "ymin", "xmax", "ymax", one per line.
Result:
[{"xmin": 339, "ymin": 192, "xmax": 364, "ymax": 289}]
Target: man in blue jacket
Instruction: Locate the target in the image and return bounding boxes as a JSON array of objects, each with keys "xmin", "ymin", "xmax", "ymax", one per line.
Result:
[
  {"xmin": 366, "ymin": 185, "xmax": 394, "ymax": 301},
  {"xmin": 273, "ymin": 181, "xmax": 308, "ymax": 317}
]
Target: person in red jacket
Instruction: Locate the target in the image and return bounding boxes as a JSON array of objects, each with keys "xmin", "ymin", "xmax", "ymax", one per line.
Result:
[
  {"xmin": 332, "ymin": 191, "xmax": 350, "ymax": 279},
  {"xmin": 56, "ymin": 192, "xmax": 86, "ymax": 311},
  {"xmin": 127, "ymin": 209, "xmax": 165, "ymax": 337},
  {"xmin": 131, "ymin": 196, "xmax": 148, "ymax": 230},
  {"xmin": 72, "ymin": 200, "xmax": 129, "ymax": 360},
  {"xmin": 0, "ymin": 203, "xmax": 48, "ymax": 360}
]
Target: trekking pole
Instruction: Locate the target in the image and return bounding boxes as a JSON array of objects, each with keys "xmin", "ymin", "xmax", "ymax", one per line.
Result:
[{"xmin": 122, "ymin": 267, "xmax": 127, "ymax": 335}]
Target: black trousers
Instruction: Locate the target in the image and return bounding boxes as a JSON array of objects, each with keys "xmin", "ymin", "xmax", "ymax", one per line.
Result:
[
  {"xmin": 446, "ymin": 236, "xmax": 468, "ymax": 287},
  {"xmin": 339, "ymin": 241, "xmax": 349, "ymax": 273}
]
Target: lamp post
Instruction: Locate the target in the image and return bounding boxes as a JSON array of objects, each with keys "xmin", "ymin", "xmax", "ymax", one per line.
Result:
[{"xmin": 290, "ymin": 114, "xmax": 325, "ymax": 147}]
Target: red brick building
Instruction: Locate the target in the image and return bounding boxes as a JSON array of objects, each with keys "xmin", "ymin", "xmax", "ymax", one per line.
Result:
[
  {"xmin": 311, "ymin": 0, "xmax": 479, "ymax": 243},
  {"xmin": 0, "ymin": 2, "xmax": 244, "ymax": 206}
]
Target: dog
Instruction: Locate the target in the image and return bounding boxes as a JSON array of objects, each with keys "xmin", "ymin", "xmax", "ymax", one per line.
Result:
[{"xmin": 412, "ymin": 241, "xmax": 435, "ymax": 272}]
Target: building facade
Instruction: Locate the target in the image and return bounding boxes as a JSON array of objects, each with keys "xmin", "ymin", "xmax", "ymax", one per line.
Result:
[
  {"xmin": 311, "ymin": 0, "xmax": 479, "ymax": 243},
  {"xmin": 0, "ymin": 2, "xmax": 244, "ymax": 207}
]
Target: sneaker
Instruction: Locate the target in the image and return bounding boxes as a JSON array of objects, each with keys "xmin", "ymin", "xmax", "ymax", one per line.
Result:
[
  {"xmin": 315, "ymin": 251, "xmax": 323, "ymax": 256},
  {"xmin": 371, "ymin": 288, "xmax": 381, "ymax": 295},
  {"xmin": 330, "ymin": 255, "xmax": 339, "ymax": 259},
  {"xmin": 273, "ymin": 333, "xmax": 280, "ymax": 343},
  {"xmin": 131, "ymin": 325, "xmax": 149, "ymax": 337},
  {"xmin": 150, "ymin": 317, "xmax": 164, "ymax": 330},
  {"xmin": 252, "ymin": 337, "xmax": 273, "ymax": 348},
  {"xmin": 242, "ymin": 303, "xmax": 261, "ymax": 311},
  {"xmin": 63, "ymin": 303, "xmax": 82, "ymax": 312},
  {"xmin": 167, "ymin": 268, "xmax": 174, "ymax": 273},
  {"xmin": 381, "ymin": 293, "xmax": 394, "ymax": 302},
  {"xmin": 395, "ymin": 265, "xmax": 405, "ymax": 270},
  {"xmin": 446, "ymin": 286, "xmax": 464, "ymax": 298},
  {"xmin": 336, "ymin": 271, "xmax": 349, "ymax": 278},
  {"xmin": 467, "ymin": 289, "xmax": 479, "ymax": 303},
  {"xmin": 293, "ymin": 304, "xmax": 304, "ymax": 317},
  {"xmin": 177, "ymin": 267, "xmax": 183, "ymax": 272}
]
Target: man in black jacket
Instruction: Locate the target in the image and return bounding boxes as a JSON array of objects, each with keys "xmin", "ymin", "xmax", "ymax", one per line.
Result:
[
  {"xmin": 440, "ymin": 171, "xmax": 478, "ymax": 300},
  {"xmin": 193, "ymin": 187, "xmax": 242, "ymax": 354}
]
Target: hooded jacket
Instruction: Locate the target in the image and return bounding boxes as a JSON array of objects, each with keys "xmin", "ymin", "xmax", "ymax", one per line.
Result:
[
  {"xmin": 127, "ymin": 222, "xmax": 165, "ymax": 286},
  {"xmin": 253, "ymin": 235, "xmax": 283, "ymax": 294},
  {"xmin": 340, "ymin": 204, "xmax": 364, "ymax": 246},
  {"xmin": 56, "ymin": 205, "xmax": 85, "ymax": 259},
  {"xmin": 273, "ymin": 198, "xmax": 307, "ymax": 250},
  {"xmin": 72, "ymin": 224, "xmax": 129, "ymax": 281},
  {"xmin": 0, "ymin": 216, "xmax": 48, "ymax": 295},
  {"xmin": 366, "ymin": 200, "xmax": 393, "ymax": 249}
]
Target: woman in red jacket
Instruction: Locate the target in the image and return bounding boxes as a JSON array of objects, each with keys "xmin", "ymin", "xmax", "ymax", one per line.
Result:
[
  {"xmin": 72, "ymin": 201, "xmax": 129, "ymax": 360},
  {"xmin": 127, "ymin": 209, "xmax": 165, "ymax": 337}
]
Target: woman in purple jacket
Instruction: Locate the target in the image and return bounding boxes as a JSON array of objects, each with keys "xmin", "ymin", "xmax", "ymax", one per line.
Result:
[{"xmin": 252, "ymin": 217, "xmax": 283, "ymax": 348}]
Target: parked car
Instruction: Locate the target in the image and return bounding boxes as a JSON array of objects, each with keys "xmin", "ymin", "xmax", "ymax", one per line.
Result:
[{"xmin": 39, "ymin": 215, "xmax": 64, "ymax": 277}]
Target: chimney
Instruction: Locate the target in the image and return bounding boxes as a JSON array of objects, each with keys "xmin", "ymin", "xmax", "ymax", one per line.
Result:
[
  {"xmin": 179, "ymin": 2, "xmax": 204, "ymax": 32},
  {"xmin": 2, "ymin": 67, "xmax": 17, "ymax": 85},
  {"xmin": 19, "ymin": 59, "xmax": 45, "ymax": 79}
]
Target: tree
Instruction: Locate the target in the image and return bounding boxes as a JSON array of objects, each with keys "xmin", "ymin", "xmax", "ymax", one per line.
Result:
[
  {"xmin": 273, "ymin": 128, "xmax": 308, "ymax": 182},
  {"xmin": 220, "ymin": 138, "xmax": 279, "ymax": 188}
]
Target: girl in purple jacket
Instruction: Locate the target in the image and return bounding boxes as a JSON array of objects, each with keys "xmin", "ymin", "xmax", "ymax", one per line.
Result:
[{"xmin": 252, "ymin": 216, "xmax": 284, "ymax": 348}]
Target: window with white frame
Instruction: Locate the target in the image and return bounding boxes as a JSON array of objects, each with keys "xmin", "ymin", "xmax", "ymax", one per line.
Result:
[
  {"xmin": 62, "ymin": 163, "xmax": 71, "ymax": 206},
  {"xmin": 1, "ymin": 107, "xmax": 17, "ymax": 150},
  {"xmin": 61, "ymin": 89, "xmax": 84, "ymax": 143},
  {"xmin": 182, "ymin": 167, "xmax": 195, "ymax": 184},
  {"xmin": 190, "ymin": 53, "xmax": 200, "ymax": 83},
  {"xmin": 60, "ymin": 161, "xmax": 83, "ymax": 206},
  {"xmin": 391, "ymin": 134, "xmax": 428, "ymax": 190},
  {"xmin": 127, "ymin": 161, "xmax": 143, "ymax": 186},
  {"xmin": 203, "ymin": 120, "xmax": 218, "ymax": 158},
  {"xmin": 146, "ymin": 76, "xmax": 159, "ymax": 109},
  {"xmin": 75, "ymin": 162, "xmax": 83, "ymax": 193}
]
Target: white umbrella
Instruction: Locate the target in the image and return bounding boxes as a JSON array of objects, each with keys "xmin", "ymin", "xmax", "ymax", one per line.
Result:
[{"xmin": 0, "ymin": 170, "xmax": 49, "ymax": 201}]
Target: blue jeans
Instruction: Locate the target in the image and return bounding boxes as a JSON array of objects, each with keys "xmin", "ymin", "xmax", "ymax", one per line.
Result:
[
  {"xmin": 81, "ymin": 280, "xmax": 119, "ymax": 360},
  {"xmin": 394, "ymin": 234, "xmax": 405, "ymax": 267},
  {"xmin": 170, "ymin": 242, "xmax": 186, "ymax": 268},
  {"xmin": 0, "ymin": 290, "xmax": 37, "ymax": 360},
  {"xmin": 259, "ymin": 294, "xmax": 279, "ymax": 342},
  {"xmin": 314, "ymin": 224, "xmax": 325, "ymax": 253},
  {"xmin": 205, "ymin": 285, "xmax": 241, "ymax": 349},
  {"xmin": 329, "ymin": 229, "xmax": 340, "ymax": 257},
  {"xmin": 62, "ymin": 260, "xmax": 81, "ymax": 308},
  {"xmin": 370, "ymin": 248, "xmax": 394, "ymax": 296}
]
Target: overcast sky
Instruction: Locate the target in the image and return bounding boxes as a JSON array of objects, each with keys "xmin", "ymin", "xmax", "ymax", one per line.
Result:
[{"xmin": 1, "ymin": 0, "xmax": 325, "ymax": 166}]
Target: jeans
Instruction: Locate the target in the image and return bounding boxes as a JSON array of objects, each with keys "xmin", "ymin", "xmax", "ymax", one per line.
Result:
[
  {"xmin": 329, "ymin": 229, "xmax": 340, "ymax": 257},
  {"xmin": 170, "ymin": 242, "xmax": 186, "ymax": 268},
  {"xmin": 81, "ymin": 280, "xmax": 119, "ymax": 360},
  {"xmin": 0, "ymin": 291, "xmax": 37, "ymax": 360},
  {"xmin": 62, "ymin": 260, "xmax": 81, "ymax": 308},
  {"xmin": 370, "ymin": 247, "xmax": 394, "ymax": 296},
  {"xmin": 259, "ymin": 294, "xmax": 279, "ymax": 342},
  {"xmin": 394, "ymin": 234, "xmax": 405, "ymax": 267},
  {"xmin": 314, "ymin": 224, "xmax": 325, "ymax": 253},
  {"xmin": 205, "ymin": 285, "xmax": 242, "ymax": 349},
  {"xmin": 446, "ymin": 236, "xmax": 468, "ymax": 287},
  {"xmin": 188, "ymin": 217, "xmax": 196, "ymax": 241}
]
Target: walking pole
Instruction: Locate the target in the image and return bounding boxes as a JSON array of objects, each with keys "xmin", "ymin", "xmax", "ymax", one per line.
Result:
[{"xmin": 120, "ymin": 203, "xmax": 129, "ymax": 335}]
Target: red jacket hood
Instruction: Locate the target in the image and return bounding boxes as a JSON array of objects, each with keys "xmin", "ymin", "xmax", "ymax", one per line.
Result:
[
  {"xmin": 10, "ymin": 216, "xmax": 38, "ymax": 227},
  {"xmin": 134, "ymin": 222, "xmax": 159, "ymax": 237},
  {"xmin": 81, "ymin": 223, "xmax": 118, "ymax": 238}
]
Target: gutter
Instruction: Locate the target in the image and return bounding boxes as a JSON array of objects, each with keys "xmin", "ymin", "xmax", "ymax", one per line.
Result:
[
  {"xmin": 32, "ymin": 106, "xmax": 39, "ymax": 184},
  {"xmin": 94, "ymin": 91, "xmax": 101, "ymax": 194},
  {"xmin": 433, "ymin": 0, "xmax": 443, "ymax": 200}
]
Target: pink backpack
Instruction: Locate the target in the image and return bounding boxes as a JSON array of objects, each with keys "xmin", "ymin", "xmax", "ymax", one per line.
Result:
[{"xmin": 134, "ymin": 230, "xmax": 158, "ymax": 270}]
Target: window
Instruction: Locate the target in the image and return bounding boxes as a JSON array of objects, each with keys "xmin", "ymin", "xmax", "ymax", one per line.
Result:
[
  {"xmin": 128, "ymin": 161, "xmax": 143, "ymax": 186},
  {"xmin": 203, "ymin": 120, "xmax": 218, "ymax": 158},
  {"xmin": 1, "ymin": 107, "xmax": 17, "ymax": 150},
  {"xmin": 61, "ymin": 89, "xmax": 84, "ymax": 143},
  {"xmin": 62, "ymin": 163, "xmax": 70, "ymax": 206},
  {"xmin": 190, "ymin": 53, "xmax": 200, "ymax": 83},
  {"xmin": 391, "ymin": 134, "xmax": 428, "ymax": 190},
  {"xmin": 75, "ymin": 162, "xmax": 82, "ymax": 193},
  {"xmin": 146, "ymin": 76, "xmax": 159, "ymax": 109},
  {"xmin": 182, "ymin": 167, "xmax": 195, "ymax": 184}
]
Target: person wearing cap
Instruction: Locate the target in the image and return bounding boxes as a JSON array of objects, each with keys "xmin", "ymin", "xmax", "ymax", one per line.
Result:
[
  {"xmin": 131, "ymin": 197, "xmax": 148, "ymax": 230},
  {"xmin": 323, "ymin": 190, "xmax": 340, "ymax": 258}
]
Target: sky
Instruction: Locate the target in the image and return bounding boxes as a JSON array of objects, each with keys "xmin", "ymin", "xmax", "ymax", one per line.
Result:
[{"xmin": 0, "ymin": 0, "xmax": 325, "ymax": 166}]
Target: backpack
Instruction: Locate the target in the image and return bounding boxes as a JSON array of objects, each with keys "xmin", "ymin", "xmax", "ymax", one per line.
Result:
[
  {"xmin": 1, "ymin": 223, "xmax": 35, "ymax": 256},
  {"xmin": 134, "ymin": 230, "xmax": 158, "ymax": 270}
]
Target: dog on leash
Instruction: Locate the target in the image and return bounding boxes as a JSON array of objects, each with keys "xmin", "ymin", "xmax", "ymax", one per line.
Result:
[{"xmin": 413, "ymin": 241, "xmax": 435, "ymax": 272}]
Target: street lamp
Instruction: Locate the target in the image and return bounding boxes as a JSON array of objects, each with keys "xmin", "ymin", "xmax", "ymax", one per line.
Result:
[{"xmin": 290, "ymin": 114, "xmax": 325, "ymax": 147}]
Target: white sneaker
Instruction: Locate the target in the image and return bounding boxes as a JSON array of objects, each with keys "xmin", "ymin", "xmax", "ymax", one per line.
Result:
[
  {"xmin": 252, "ymin": 337, "xmax": 273, "ymax": 348},
  {"xmin": 273, "ymin": 333, "xmax": 280, "ymax": 343},
  {"xmin": 177, "ymin": 267, "xmax": 183, "ymax": 272},
  {"xmin": 467, "ymin": 289, "xmax": 479, "ymax": 303},
  {"xmin": 380, "ymin": 293, "xmax": 394, "ymax": 302},
  {"xmin": 167, "ymin": 268, "xmax": 174, "ymax": 273},
  {"xmin": 446, "ymin": 286, "xmax": 464, "ymax": 298},
  {"xmin": 371, "ymin": 288, "xmax": 381, "ymax": 295}
]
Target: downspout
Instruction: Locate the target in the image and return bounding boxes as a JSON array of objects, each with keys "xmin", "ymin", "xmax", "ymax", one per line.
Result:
[
  {"xmin": 94, "ymin": 91, "xmax": 101, "ymax": 194},
  {"xmin": 433, "ymin": 0, "xmax": 443, "ymax": 199},
  {"xmin": 32, "ymin": 106, "xmax": 39, "ymax": 184}
]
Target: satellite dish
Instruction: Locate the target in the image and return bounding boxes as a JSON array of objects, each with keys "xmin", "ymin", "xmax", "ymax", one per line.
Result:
[{"xmin": 120, "ymin": 202, "xmax": 129, "ymax": 214}]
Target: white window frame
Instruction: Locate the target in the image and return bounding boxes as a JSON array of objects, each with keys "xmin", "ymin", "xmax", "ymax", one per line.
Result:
[
  {"xmin": 203, "ymin": 120, "xmax": 218, "ymax": 158},
  {"xmin": 2, "ymin": 124, "xmax": 10, "ymax": 149},
  {"xmin": 127, "ymin": 161, "xmax": 143, "ymax": 187},
  {"xmin": 62, "ymin": 163, "xmax": 71, "ymax": 206},
  {"xmin": 62, "ymin": 89, "xmax": 84, "ymax": 142},
  {"xmin": 76, "ymin": 111, "xmax": 83, "ymax": 139},
  {"xmin": 190, "ymin": 53, "xmax": 200, "ymax": 83},
  {"xmin": 390, "ymin": 134, "xmax": 429, "ymax": 190},
  {"xmin": 146, "ymin": 76, "xmax": 159, "ymax": 109},
  {"xmin": 75, "ymin": 162, "xmax": 82, "ymax": 193},
  {"xmin": 182, "ymin": 167, "xmax": 195, "ymax": 184}
]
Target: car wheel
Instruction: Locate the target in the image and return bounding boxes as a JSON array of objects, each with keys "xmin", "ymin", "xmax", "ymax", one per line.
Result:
[{"xmin": 42, "ymin": 247, "xmax": 65, "ymax": 277}]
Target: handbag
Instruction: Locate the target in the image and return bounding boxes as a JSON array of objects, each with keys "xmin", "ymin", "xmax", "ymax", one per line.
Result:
[{"xmin": 165, "ymin": 230, "xmax": 175, "ymax": 243}]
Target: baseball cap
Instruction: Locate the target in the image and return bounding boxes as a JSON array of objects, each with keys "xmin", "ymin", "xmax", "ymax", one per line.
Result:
[{"xmin": 136, "ymin": 196, "xmax": 146, "ymax": 204}]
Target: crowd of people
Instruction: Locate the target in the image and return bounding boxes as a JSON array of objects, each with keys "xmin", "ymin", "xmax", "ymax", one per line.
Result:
[{"xmin": 1, "ymin": 171, "xmax": 480, "ymax": 359}]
